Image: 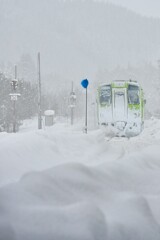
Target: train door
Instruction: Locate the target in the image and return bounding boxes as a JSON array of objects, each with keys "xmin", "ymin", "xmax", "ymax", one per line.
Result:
[{"xmin": 112, "ymin": 88, "xmax": 127, "ymax": 122}]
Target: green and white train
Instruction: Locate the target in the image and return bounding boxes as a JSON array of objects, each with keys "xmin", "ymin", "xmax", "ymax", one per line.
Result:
[{"xmin": 97, "ymin": 80, "xmax": 145, "ymax": 137}]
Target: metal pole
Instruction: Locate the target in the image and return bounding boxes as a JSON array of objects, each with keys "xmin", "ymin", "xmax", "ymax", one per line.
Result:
[
  {"xmin": 85, "ymin": 87, "xmax": 87, "ymax": 133},
  {"xmin": 71, "ymin": 81, "xmax": 73, "ymax": 125},
  {"xmin": 38, "ymin": 52, "xmax": 42, "ymax": 129},
  {"xmin": 15, "ymin": 65, "xmax": 17, "ymax": 79},
  {"xmin": 71, "ymin": 107, "xmax": 73, "ymax": 125},
  {"xmin": 13, "ymin": 65, "xmax": 17, "ymax": 133},
  {"xmin": 158, "ymin": 60, "xmax": 160, "ymax": 82},
  {"xmin": 81, "ymin": 79, "xmax": 88, "ymax": 133}
]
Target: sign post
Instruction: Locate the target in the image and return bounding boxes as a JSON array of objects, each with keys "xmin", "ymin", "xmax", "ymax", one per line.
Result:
[
  {"xmin": 81, "ymin": 79, "xmax": 89, "ymax": 134},
  {"xmin": 38, "ymin": 52, "xmax": 42, "ymax": 129},
  {"xmin": 10, "ymin": 65, "xmax": 21, "ymax": 133}
]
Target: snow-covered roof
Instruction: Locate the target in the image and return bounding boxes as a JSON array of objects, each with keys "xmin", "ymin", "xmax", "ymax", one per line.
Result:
[{"xmin": 44, "ymin": 110, "xmax": 55, "ymax": 116}]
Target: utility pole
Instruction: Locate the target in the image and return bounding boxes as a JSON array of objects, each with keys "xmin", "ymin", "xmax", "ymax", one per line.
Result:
[
  {"xmin": 13, "ymin": 65, "xmax": 17, "ymax": 132},
  {"xmin": 71, "ymin": 82, "xmax": 74, "ymax": 125},
  {"xmin": 38, "ymin": 52, "xmax": 42, "ymax": 129},
  {"xmin": 158, "ymin": 59, "xmax": 160, "ymax": 82},
  {"xmin": 13, "ymin": 65, "xmax": 16, "ymax": 132},
  {"xmin": 10, "ymin": 65, "xmax": 20, "ymax": 133},
  {"xmin": 15, "ymin": 64, "xmax": 17, "ymax": 79},
  {"xmin": 69, "ymin": 81, "xmax": 76, "ymax": 125}
]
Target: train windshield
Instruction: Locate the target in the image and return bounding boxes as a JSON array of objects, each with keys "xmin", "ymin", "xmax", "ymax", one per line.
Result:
[
  {"xmin": 128, "ymin": 85, "xmax": 140, "ymax": 104},
  {"xmin": 99, "ymin": 85, "xmax": 111, "ymax": 105}
]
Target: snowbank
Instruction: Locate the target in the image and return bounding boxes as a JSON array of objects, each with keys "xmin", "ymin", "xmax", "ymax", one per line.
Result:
[{"xmin": 0, "ymin": 118, "xmax": 160, "ymax": 239}]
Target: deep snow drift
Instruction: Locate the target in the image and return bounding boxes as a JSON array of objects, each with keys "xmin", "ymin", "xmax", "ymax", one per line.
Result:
[{"xmin": 0, "ymin": 117, "xmax": 160, "ymax": 240}]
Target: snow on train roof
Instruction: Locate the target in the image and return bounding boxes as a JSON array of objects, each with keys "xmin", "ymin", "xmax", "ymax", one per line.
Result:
[{"xmin": 99, "ymin": 80, "xmax": 139, "ymax": 87}]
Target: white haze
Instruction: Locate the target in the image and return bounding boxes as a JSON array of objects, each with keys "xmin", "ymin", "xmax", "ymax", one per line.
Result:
[
  {"xmin": 0, "ymin": 1, "xmax": 160, "ymax": 238},
  {"xmin": 104, "ymin": 0, "xmax": 160, "ymax": 18},
  {"xmin": 0, "ymin": 0, "xmax": 159, "ymax": 118},
  {"xmin": 0, "ymin": 0, "xmax": 160, "ymax": 78}
]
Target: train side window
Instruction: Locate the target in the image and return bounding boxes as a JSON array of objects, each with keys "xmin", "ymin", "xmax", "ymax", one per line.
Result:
[
  {"xmin": 99, "ymin": 85, "xmax": 111, "ymax": 105},
  {"xmin": 128, "ymin": 85, "xmax": 140, "ymax": 104}
]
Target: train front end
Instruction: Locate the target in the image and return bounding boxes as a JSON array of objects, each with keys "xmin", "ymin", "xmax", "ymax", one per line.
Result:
[{"xmin": 97, "ymin": 80, "xmax": 145, "ymax": 137}]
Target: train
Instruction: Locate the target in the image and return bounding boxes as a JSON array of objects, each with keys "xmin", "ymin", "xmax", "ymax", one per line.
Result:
[{"xmin": 96, "ymin": 80, "xmax": 145, "ymax": 137}]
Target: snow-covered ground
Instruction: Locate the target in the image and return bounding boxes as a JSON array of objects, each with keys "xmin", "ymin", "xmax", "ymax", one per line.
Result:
[{"xmin": 1, "ymin": 117, "xmax": 160, "ymax": 240}]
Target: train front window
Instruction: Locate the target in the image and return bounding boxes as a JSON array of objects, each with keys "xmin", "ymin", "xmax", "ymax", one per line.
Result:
[
  {"xmin": 99, "ymin": 85, "xmax": 111, "ymax": 105},
  {"xmin": 128, "ymin": 85, "xmax": 140, "ymax": 104}
]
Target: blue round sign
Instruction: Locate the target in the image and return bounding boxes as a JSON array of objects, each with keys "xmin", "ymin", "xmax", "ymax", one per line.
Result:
[{"xmin": 81, "ymin": 79, "xmax": 89, "ymax": 89}]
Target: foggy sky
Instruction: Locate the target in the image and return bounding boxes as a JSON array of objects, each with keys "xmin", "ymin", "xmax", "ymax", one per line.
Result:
[{"xmin": 105, "ymin": 0, "xmax": 160, "ymax": 18}]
